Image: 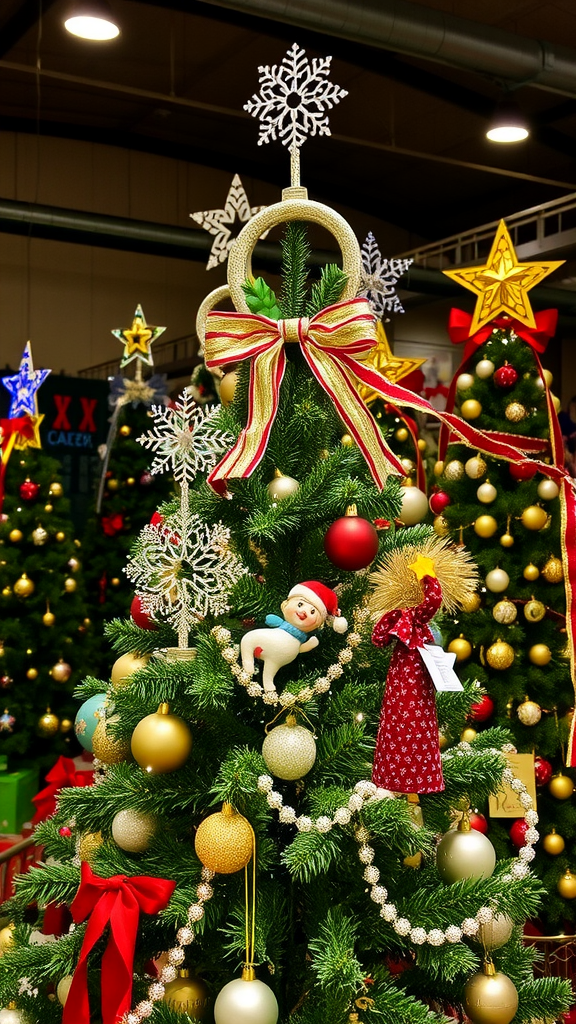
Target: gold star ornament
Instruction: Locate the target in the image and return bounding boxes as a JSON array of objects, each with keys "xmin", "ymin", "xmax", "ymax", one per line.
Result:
[
  {"xmin": 409, "ymin": 554, "xmax": 436, "ymax": 581},
  {"xmin": 358, "ymin": 321, "xmax": 426, "ymax": 406},
  {"xmin": 112, "ymin": 304, "xmax": 166, "ymax": 368},
  {"xmin": 443, "ymin": 220, "xmax": 564, "ymax": 334}
]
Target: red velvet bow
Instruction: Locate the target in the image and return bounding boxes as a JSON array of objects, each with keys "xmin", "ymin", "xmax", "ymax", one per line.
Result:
[
  {"xmin": 372, "ymin": 576, "xmax": 443, "ymax": 650},
  {"xmin": 62, "ymin": 863, "xmax": 176, "ymax": 1024},
  {"xmin": 101, "ymin": 512, "xmax": 124, "ymax": 536},
  {"xmin": 32, "ymin": 756, "xmax": 94, "ymax": 825},
  {"xmin": 447, "ymin": 307, "xmax": 558, "ymax": 361}
]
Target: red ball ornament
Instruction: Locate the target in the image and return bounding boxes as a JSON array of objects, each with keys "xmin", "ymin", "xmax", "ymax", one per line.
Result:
[
  {"xmin": 469, "ymin": 694, "xmax": 495, "ymax": 723},
  {"xmin": 429, "ymin": 491, "xmax": 451, "ymax": 516},
  {"xmin": 130, "ymin": 595, "xmax": 157, "ymax": 631},
  {"xmin": 494, "ymin": 364, "xmax": 519, "ymax": 389},
  {"xmin": 59, "ymin": 826, "xmax": 72, "ymax": 838},
  {"xmin": 150, "ymin": 511, "xmax": 164, "ymax": 527},
  {"xmin": 140, "ymin": 471, "xmax": 153, "ymax": 486},
  {"xmin": 509, "ymin": 818, "xmax": 529, "ymax": 849},
  {"xmin": 469, "ymin": 811, "xmax": 489, "ymax": 835},
  {"xmin": 19, "ymin": 479, "xmax": 40, "ymax": 501},
  {"xmin": 563, "ymin": 1008, "xmax": 576, "ymax": 1024},
  {"xmin": 510, "ymin": 462, "xmax": 538, "ymax": 481},
  {"xmin": 534, "ymin": 755, "xmax": 553, "ymax": 787},
  {"xmin": 324, "ymin": 514, "xmax": 379, "ymax": 571}
]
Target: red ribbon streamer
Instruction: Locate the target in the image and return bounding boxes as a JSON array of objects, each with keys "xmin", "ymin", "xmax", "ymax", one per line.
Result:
[
  {"xmin": 62, "ymin": 863, "xmax": 176, "ymax": 1024},
  {"xmin": 32, "ymin": 756, "xmax": 94, "ymax": 825},
  {"xmin": 0, "ymin": 416, "xmax": 35, "ymax": 512}
]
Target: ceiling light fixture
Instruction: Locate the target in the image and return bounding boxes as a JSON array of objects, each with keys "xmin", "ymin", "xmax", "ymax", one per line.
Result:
[
  {"xmin": 64, "ymin": 0, "xmax": 120, "ymax": 40},
  {"xmin": 486, "ymin": 95, "xmax": 529, "ymax": 143}
]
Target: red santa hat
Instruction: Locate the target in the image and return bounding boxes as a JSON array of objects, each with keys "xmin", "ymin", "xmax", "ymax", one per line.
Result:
[{"xmin": 287, "ymin": 581, "xmax": 348, "ymax": 633}]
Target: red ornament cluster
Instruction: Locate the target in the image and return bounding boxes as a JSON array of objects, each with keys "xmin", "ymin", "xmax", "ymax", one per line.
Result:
[
  {"xmin": 19, "ymin": 479, "xmax": 40, "ymax": 501},
  {"xmin": 493, "ymin": 363, "xmax": 519, "ymax": 389},
  {"xmin": 324, "ymin": 514, "xmax": 379, "ymax": 571}
]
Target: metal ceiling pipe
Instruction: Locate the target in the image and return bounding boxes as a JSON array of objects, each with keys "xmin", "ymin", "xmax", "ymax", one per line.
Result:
[{"xmin": 196, "ymin": 0, "xmax": 576, "ymax": 98}]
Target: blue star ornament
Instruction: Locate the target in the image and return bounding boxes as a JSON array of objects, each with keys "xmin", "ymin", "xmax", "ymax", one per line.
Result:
[{"xmin": 2, "ymin": 342, "xmax": 51, "ymax": 417}]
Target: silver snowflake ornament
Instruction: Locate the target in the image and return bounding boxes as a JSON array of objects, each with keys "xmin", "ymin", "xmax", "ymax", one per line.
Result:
[
  {"xmin": 137, "ymin": 390, "xmax": 232, "ymax": 485},
  {"xmin": 359, "ymin": 232, "xmax": 413, "ymax": 319},
  {"xmin": 244, "ymin": 42, "xmax": 347, "ymax": 150},
  {"xmin": 190, "ymin": 173, "xmax": 269, "ymax": 270}
]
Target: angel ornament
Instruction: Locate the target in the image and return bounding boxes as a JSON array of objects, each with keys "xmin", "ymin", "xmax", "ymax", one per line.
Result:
[{"xmin": 240, "ymin": 581, "xmax": 347, "ymax": 692}]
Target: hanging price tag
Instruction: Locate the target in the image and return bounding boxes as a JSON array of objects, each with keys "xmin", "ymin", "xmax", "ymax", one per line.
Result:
[
  {"xmin": 489, "ymin": 752, "xmax": 536, "ymax": 818},
  {"xmin": 419, "ymin": 644, "xmax": 464, "ymax": 692}
]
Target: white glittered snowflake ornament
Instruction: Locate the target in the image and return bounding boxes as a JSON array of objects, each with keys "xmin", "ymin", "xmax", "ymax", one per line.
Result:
[
  {"xmin": 359, "ymin": 233, "xmax": 413, "ymax": 319},
  {"xmin": 244, "ymin": 43, "xmax": 347, "ymax": 152},
  {"xmin": 137, "ymin": 390, "xmax": 232, "ymax": 485},
  {"xmin": 190, "ymin": 173, "xmax": 269, "ymax": 270}
]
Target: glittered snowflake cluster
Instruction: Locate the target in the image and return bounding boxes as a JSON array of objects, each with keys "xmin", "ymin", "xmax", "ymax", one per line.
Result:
[
  {"xmin": 190, "ymin": 173, "xmax": 268, "ymax": 270},
  {"xmin": 359, "ymin": 233, "xmax": 413, "ymax": 319},
  {"xmin": 137, "ymin": 390, "xmax": 231, "ymax": 484},
  {"xmin": 244, "ymin": 43, "xmax": 347, "ymax": 150}
]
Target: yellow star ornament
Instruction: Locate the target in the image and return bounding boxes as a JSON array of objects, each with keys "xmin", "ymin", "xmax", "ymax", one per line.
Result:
[
  {"xmin": 409, "ymin": 554, "xmax": 436, "ymax": 581},
  {"xmin": 358, "ymin": 321, "xmax": 426, "ymax": 406},
  {"xmin": 112, "ymin": 304, "xmax": 166, "ymax": 369},
  {"xmin": 443, "ymin": 220, "xmax": 564, "ymax": 334}
]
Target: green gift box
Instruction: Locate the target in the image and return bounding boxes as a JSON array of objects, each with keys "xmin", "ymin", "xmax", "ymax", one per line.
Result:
[{"xmin": 0, "ymin": 765, "xmax": 39, "ymax": 834}]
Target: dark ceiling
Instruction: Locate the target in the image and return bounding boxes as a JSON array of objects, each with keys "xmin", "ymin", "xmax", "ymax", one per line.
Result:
[{"xmin": 0, "ymin": 0, "xmax": 576, "ymax": 246}]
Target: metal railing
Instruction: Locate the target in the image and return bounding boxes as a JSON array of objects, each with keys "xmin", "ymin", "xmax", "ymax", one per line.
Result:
[{"xmin": 78, "ymin": 331, "xmax": 199, "ymax": 379}]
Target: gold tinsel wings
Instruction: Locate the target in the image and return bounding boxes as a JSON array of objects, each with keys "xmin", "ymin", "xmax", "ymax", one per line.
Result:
[{"xmin": 368, "ymin": 535, "xmax": 479, "ymax": 617}]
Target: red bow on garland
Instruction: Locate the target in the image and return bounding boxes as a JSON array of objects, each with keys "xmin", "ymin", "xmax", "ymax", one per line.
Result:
[
  {"xmin": 32, "ymin": 756, "xmax": 94, "ymax": 825},
  {"xmin": 62, "ymin": 863, "xmax": 176, "ymax": 1024}
]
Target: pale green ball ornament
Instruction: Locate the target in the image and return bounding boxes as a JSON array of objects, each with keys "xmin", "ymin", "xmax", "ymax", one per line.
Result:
[
  {"xmin": 436, "ymin": 812, "xmax": 496, "ymax": 883},
  {"xmin": 463, "ymin": 960, "xmax": 518, "ymax": 1024},
  {"xmin": 214, "ymin": 968, "xmax": 279, "ymax": 1024},
  {"xmin": 474, "ymin": 913, "xmax": 515, "ymax": 950},
  {"xmin": 56, "ymin": 975, "xmax": 74, "ymax": 1006},
  {"xmin": 112, "ymin": 808, "xmax": 156, "ymax": 852},
  {"xmin": 262, "ymin": 715, "xmax": 317, "ymax": 781}
]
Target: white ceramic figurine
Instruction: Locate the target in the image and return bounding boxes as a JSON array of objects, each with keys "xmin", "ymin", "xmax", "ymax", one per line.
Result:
[{"xmin": 240, "ymin": 580, "xmax": 347, "ymax": 692}]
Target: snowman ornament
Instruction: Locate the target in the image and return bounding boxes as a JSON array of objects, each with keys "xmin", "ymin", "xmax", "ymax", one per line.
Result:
[{"xmin": 240, "ymin": 581, "xmax": 347, "ymax": 692}]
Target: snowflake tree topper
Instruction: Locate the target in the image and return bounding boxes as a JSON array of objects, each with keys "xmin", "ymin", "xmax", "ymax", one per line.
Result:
[
  {"xmin": 359, "ymin": 233, "xmax": 413, "ymax": 320},
  {"xmin": 137, "ymin": 390, "xmax": 232, "ymax": 485},
  {"xmin": 190, "ymin": 173, "xmax": 269, "ymax": 270},
  {"xmin": 244, "ymin": 43, "xmax": 347, "ymax": 186}
]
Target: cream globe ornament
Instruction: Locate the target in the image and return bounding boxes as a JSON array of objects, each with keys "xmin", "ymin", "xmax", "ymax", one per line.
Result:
[
  {"xmin": 111, "ymin": 651, "xmax": 150, "ymax": 688},
  {"xmin": 57, "ymin": 975, "xmax": 74, "ymax": 1006},
  {"xmin": 0, "ymin": 1009, "xmax": 23, "ymax": 1024},
  {"xmin": 214, "ymin": 967, "xmax": 279, "ymax": 1024},
  {"xmin": 456, "ymin": 372, "xmax": 475, "ymax": 391},
  {"xmin": 537, "ymin": 479, "xmax": 560, "ymax": 501},
  {"xmin": 262, "ymin": 714, "xmax": 316, "ymax": 780},
  {"xmin": 436, "ymin": 811, "xmax": 496, "ymax": 883},
  {"xmin": 399, "ymin": 486, "xmax": 428, "ymax": 525},
  {"xmin": 493, "ymin": 599, "xmax": 517, "ymax": 625},
  {"xmin": 465, "ymin": 455, "xmax": 487, "ymax": 479},
  {"xmin": 443, "ymin": 459, "xmax": 465, "ymax": 482},
  {"xmin": 475, "ymin": 913, "xmax": 515, "ymax": 951},
  {"xmin": 112, "ymin": 808, "xmax": 156, "ymax": 852},
  {"xmin": 485, "ymin": 568, "xmax": 510, "ymax": 593},
  {"xmin": 477, "ymin": 481, "xmax": 497, "ymax": 504},
  {"xmin": 267, "ymin": 469, "xmax": 300, "ymax": 502},
  {"xmin": 517, "ymin": 698, "xmax": 542, "ymax": 726},
  {"xmin": 32, "ymin": 525, "xmax": 48, "ymax": 546},
  {"xmin": 463, "ymin": 959, "xmax": 518, "ymax": 1024},
  {"xmin": 476, "ymin": 358, "xmax": 495, "ymax": 379}
]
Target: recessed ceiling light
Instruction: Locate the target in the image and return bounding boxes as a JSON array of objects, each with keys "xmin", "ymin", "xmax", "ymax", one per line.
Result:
[
  {"xmin": 486, "ymin": 96, "xmax": 529, "ymax": 143},
  {"xmin": 64, "ymin": 0, "xmax": 120, "ymax": 40}
]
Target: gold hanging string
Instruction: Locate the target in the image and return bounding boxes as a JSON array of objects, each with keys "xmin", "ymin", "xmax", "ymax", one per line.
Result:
[
  {"xmin": 243, "ymin": 823, "xmax": 257, "ymax": 976},
  {"xmin": 264, "ymin": 705, "xmax": 316, "ymax": 735}
]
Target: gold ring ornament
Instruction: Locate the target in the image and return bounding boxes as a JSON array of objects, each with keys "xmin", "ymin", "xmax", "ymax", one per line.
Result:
[{"xmin": 196, "ymin": 285, "xmax": 231, "ymax": 356}]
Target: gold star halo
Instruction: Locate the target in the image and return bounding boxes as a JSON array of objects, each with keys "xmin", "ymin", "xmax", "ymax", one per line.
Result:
[
  {"xmin": 14, "ymin": 414, "xmax": 44, "ymax": 451},
  {"xmin": 443, "ymin": 220, "xmax": 564, "ymax": 334},
  {"xmin": 358, "ymin": 321, "xmax": 426, "ymax": 406},
  {"xmin": 112, "ymin": 304, "xmax": 166, "ymax": 368}
]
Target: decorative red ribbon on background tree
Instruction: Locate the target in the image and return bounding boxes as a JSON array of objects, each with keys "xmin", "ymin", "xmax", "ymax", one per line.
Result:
[
  {"xmin": 32, "ymin": 756, "xmax": 94, "ymax": 825},
  {"xmin": 0, "ymin": 416, "xmax": 35, "ymax": 512},
  {"xmin": 62, "ymin": 863, "xmax": 175, "ymax": 1024}
]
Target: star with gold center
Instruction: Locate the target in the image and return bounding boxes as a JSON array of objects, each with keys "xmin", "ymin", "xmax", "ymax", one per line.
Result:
[
  {"xmin": 190, "ymin": 174, "xmax": 268, "ymax": 271},
  {"xmin": 358, "ymin": 321, "xmax": 426, "ymax": 406},
  {"xmin": 409, "ymin": 554, "xmax": 436, "ymax": 580},
  {"xmin": 112, "ymin": 304, "xmax": 166, "ymax": 369},
  {"xmin": 443, "ymin": 220, "xmax": 564, "ymax": 334},
  {"xmin": 14, "ymin": 413, "xmax": 44, "ymax": 451}
]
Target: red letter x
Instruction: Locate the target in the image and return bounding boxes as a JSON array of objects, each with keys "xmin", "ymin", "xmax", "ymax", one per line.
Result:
[
  {"xmin": 79, "ymin": 397, "xmax": 97, "ymax": 433},
  {"xmin": 53, "ymin": 395, "xmax": 72, "ymax": 430}
]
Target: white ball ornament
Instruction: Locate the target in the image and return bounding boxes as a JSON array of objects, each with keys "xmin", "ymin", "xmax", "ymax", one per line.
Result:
[
  {"xmin": 457, "ymin": 372, "xmax": 475, "ymax": 391},
  {"xmin": 436, "ymin": 815, "xmax": 496, "ymax": 883},
  {"xmin": 485, "ymin": 568, "xmax": 510, "ymax": 593},
  {"xmin": 477, "ymin": 482, "xmax": 497, "ymax": 504},
  {"xmin": 0, "ymin": 1012, "xmax": 23, "ymax": 1024},
  {"xmin": 262, "ymin": 715, "xmax": 316, "ymax": 780},
  {"xmin": 476, "ymin": 358, "xmax": 495, "ymax": 379},
  {"xmin": 537, "ymin": 479, "xmax": 559, "ymax": 501},
  {"xmin": 475, "ymin": 913, "xmax": 515, "ymax": 950},
  {"xmin": 57, "ymin": 975, "xmax": 74, "ymax": 1006},
  {"xmin": 465, "ymin": 455, "xmax": 487, "ymax": 479},
  {"xmin": 112, "ymin": 808, "xmax": 156, "ymax": 852},
  {"xmin": 214, "ymin": 972, "xmax": 279, "ymax": 1024},
  {"xmin": 399, "ymin": 486, "xmax": 428, "ymax": 525}
]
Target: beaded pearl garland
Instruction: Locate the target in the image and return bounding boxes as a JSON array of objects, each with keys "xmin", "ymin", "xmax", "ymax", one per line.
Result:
[{"xmin": 211, "ymin": 607, "xmax": 369, "ymax": 706}]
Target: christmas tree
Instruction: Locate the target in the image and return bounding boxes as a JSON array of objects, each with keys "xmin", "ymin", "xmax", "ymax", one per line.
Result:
[
  {"xmin": 0, "ymin": 344, "xmax": 95, "ymax": 768},
  {"xmin": 435, "ymin": 220, "xmax": 576, "ymax": 928},
  {"xmin": 0, "ymin": 45, "xmax": 571, "ymax": 1024},
  {"xmin": 81, "ymin": 305, "xmax": 173, "ymax": 667}
]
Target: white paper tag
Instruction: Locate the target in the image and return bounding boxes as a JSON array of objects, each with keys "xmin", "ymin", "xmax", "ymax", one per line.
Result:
[{"xmin": 419, "ymin": 644, "xmax": 464, "ymax": 692}]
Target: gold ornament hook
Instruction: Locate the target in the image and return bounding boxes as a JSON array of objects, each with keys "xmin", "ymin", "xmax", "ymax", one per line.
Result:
[{"xmin": 195, "ymin": 284, "xmax": 232, "ymax": 356}]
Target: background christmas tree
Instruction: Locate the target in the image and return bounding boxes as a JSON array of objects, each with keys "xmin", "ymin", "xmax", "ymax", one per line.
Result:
[
  {"xmin": 435, "ymin": 221, "xmax": 576, "ymax": 927},
  {"xmin": 0, "ymin": 345, "xmax": 95, "ymax": 770},
  {"xmin": 0, "ymin": 48, "xmax": 572, "ymax": 1024}
]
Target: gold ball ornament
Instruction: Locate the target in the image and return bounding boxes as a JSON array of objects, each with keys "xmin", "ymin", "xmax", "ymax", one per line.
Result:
[
  {"xmin": 500, "ymin": 532, "xmax": 514, "ymax": 548},
  {"xmin": 1, "ymin": 587, "xmax": 11, "ymax": 598},
  {"xmin": 32, "ymin": 525, "xmax": 48, "ymax": 546},
  {"xmin": 50, "ymin": 659, "xmax": 72, "ymax": 683},
  {"xmin": 535, "ymin": 368, "xmax": 553, "ymax": 388},
  {"xmin": 131, "ymin": 702, "xmax": 192, "ymax": 774},
  {"xmin": 107, "ymin": 478, "xmax": 119, "ymax": 491},
  {"xmin": 341, "ymin": 433, "xmax": 354, "ymax": 447},
  {"xmin": 110, "ymin": 577, "xmax": 121, "ymax": 587},
  {"xmin": 523, "ymin": 563, "xmax": 540, "ymax": 582},
  {"xmin": 476, "ymin": 358, "xmax": 495, "ymax": 379},
  {"xmin": 56, "ymin": 975, "xmax": 74, "ymax": 1006},
  {"xmin": 213, "ymin": 970, "xmax": 278, "ymax": 1024},
  {"xmin": 13, "ymin": 574, "xmax": 34, "ymax": 597},
  {"xmin": 0, "ymin": 924, "xmax": 14, "ymax": 953},
  {"xmin": 456, "ymin": 372, "xmax": 475, "ymax": 390},
  {"xmin": 552, "ymin": 393, "xmax": 562, "ymax": 413},
  {"xmin": 92, "ymin": 718, "xmax": 130, "ymax": 765},
  {"xmin": 126, "ymin": 477, "xmax": 136, "ymax": 486},
  {"xmin": 68, "ymin": 557, "xmax": 80, "ymax": 572},
  {"xmin": 219, "ymin": 370, "xmax": 238, "ymax": 407},
  {"xmin": 26, "ymin": 667, "xmax": 38, "ymax": 680},
  {"xmin": 78, "ymin": 830, "xmax": 103, "ymax": 863},
  {"xmin": 542, "ymin": 556, "xmax": 564, "ymax": 583},
  {"xmin": 60, "ymin": 718, "xmax": 73, "ymax": 734},
  {"xmin": 163, "ymin": 970, "xmax": 211, "ymax": 1019},
  {"xmin": 119, "ymin": 425, "xmax": 131, "ymax": 437},
  {"xmin": 42, "ymin": 609, "xmax": 56, "ymax": 626},
  {"xmin": 475, "ymin": 913, "xmax": 515, "ymax": 950},
  {"xmin": 474, "ymin": 515, "xmax": 497, "ymax": 539},
  {"xmin": 399, "ymin": 486, "xmax": 428, "ymax": 525},
  {"xmin": 36, "ymin": 712, "xmax": 59, "ymax": 737},
  {"xmin": 267, "ymin": 471, "xmax": 300, "ymax": 502},
  {"xmin": 433, "ymin": 514, "xmax": 450, "ymax": 537},
  {"xmin": 461, "ymin": 592, "xmax": 481, "ymax": 613},
  {"xmin": 433, "ymin": 460, "xmax": 444, "ymax": 476},
  {"xmin": 436, "ymin": 815, "xmax": 496, "ymax": 883},
  {"xmin": 486, "ymin": 641, "xmax": 514, "ymax": 670},
  {"xmin": 401, "ymin": 457, "xmax": 416, "ymax": 475},
  {"xmin": 461, "ymin": 399, "xmax": 482, "ymax": 420},
  {"xmin": 524, "ymin": 599, "xmax": 546, "ymax": 623},
  {"xmin": 529, "ymin": 644, "xmax": 552, "ymax": 666},
  {"xmin": 443, "ymin": 459, "xmax": 465, "ymax": 481},
  {"xmin": 521, "ymin": 505, "xmax": 548, "ymax": 531},
  {"xmin": 8, "ymin": 529, "xmax": 23, "ymax": 543},
  {"xmin": 63, "ymin": 577, "xmax": 77, "ymax": 593},
  {"xmin": 111, "ymin": 652, "xmax": 150, "ymax": 688},
  {"xmin": 543, "ymin": 829, "xmax": 565, "ymax": 855},
  {"xmin": 477, "ymin": 482, "xmax": 497, "ymax": 503},
  {"xmin": 517, "ymin": 699, "xmax": 542, "ymax": 726},
  {"xmin": 195, "ymin": 803, "xmax": 253, "ymax": 874},
  {"xmin": 548, "ymin": 773, "xmax": 575, "ymax": 800},
  {"xmin": 537, "ymin": 479, "xmax": 559, "ymax": 501},
  {"xmin": 461, "ymin": 727, "xmax": 477, "ymax": 743},
  {"xmin": 262, "ymin": 715, "xmax": 317, "ymax": 780},
  {"xmin": 44, "ymin": 503, "xmax": 53, "ymax": 513},
  {"xmin": 493, "ymin": 599, "xmax": 517, "ymax": 625},
  {"xmin": 48, "ymin": 482, "xmax": 64, "ymax": 497},
  {"xmin": 465, "ymin": 455, "xmax": 487, "ymax": 479},
  {"xmin": 485, "ymin": 568, "xmax": 510, "ymax": 592},
  {"xmin": 55, "ymin": 531, "xmax": 65, "ymax": 542},
  {"xmin": 505, "ymin": 402, "xmax": 528, "ymax": 423},
  {"xmin": 438, "ymin": 731, "xmax": 449, "ymax": 750},
  {"xmin": 557, "ymin": 869, "xmax": 576, "ymax": 900},
  {"xmin": 417, "ymin": 438, "xmax": 427, "ymax": 452},
  {"xmin": 394, "ymin": 426, "xmax": 409, "ymax": 442},
  {"xmin": 463, "ymin": 961, "xmax": 518, "ymax": 1024},
  {"xmin": 448, "ymin": 636, "xmax": 472, "ymax": 662},
  {"xmin": 112, "ymin": 808, "xmax": 156, "ymax": 852}
]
